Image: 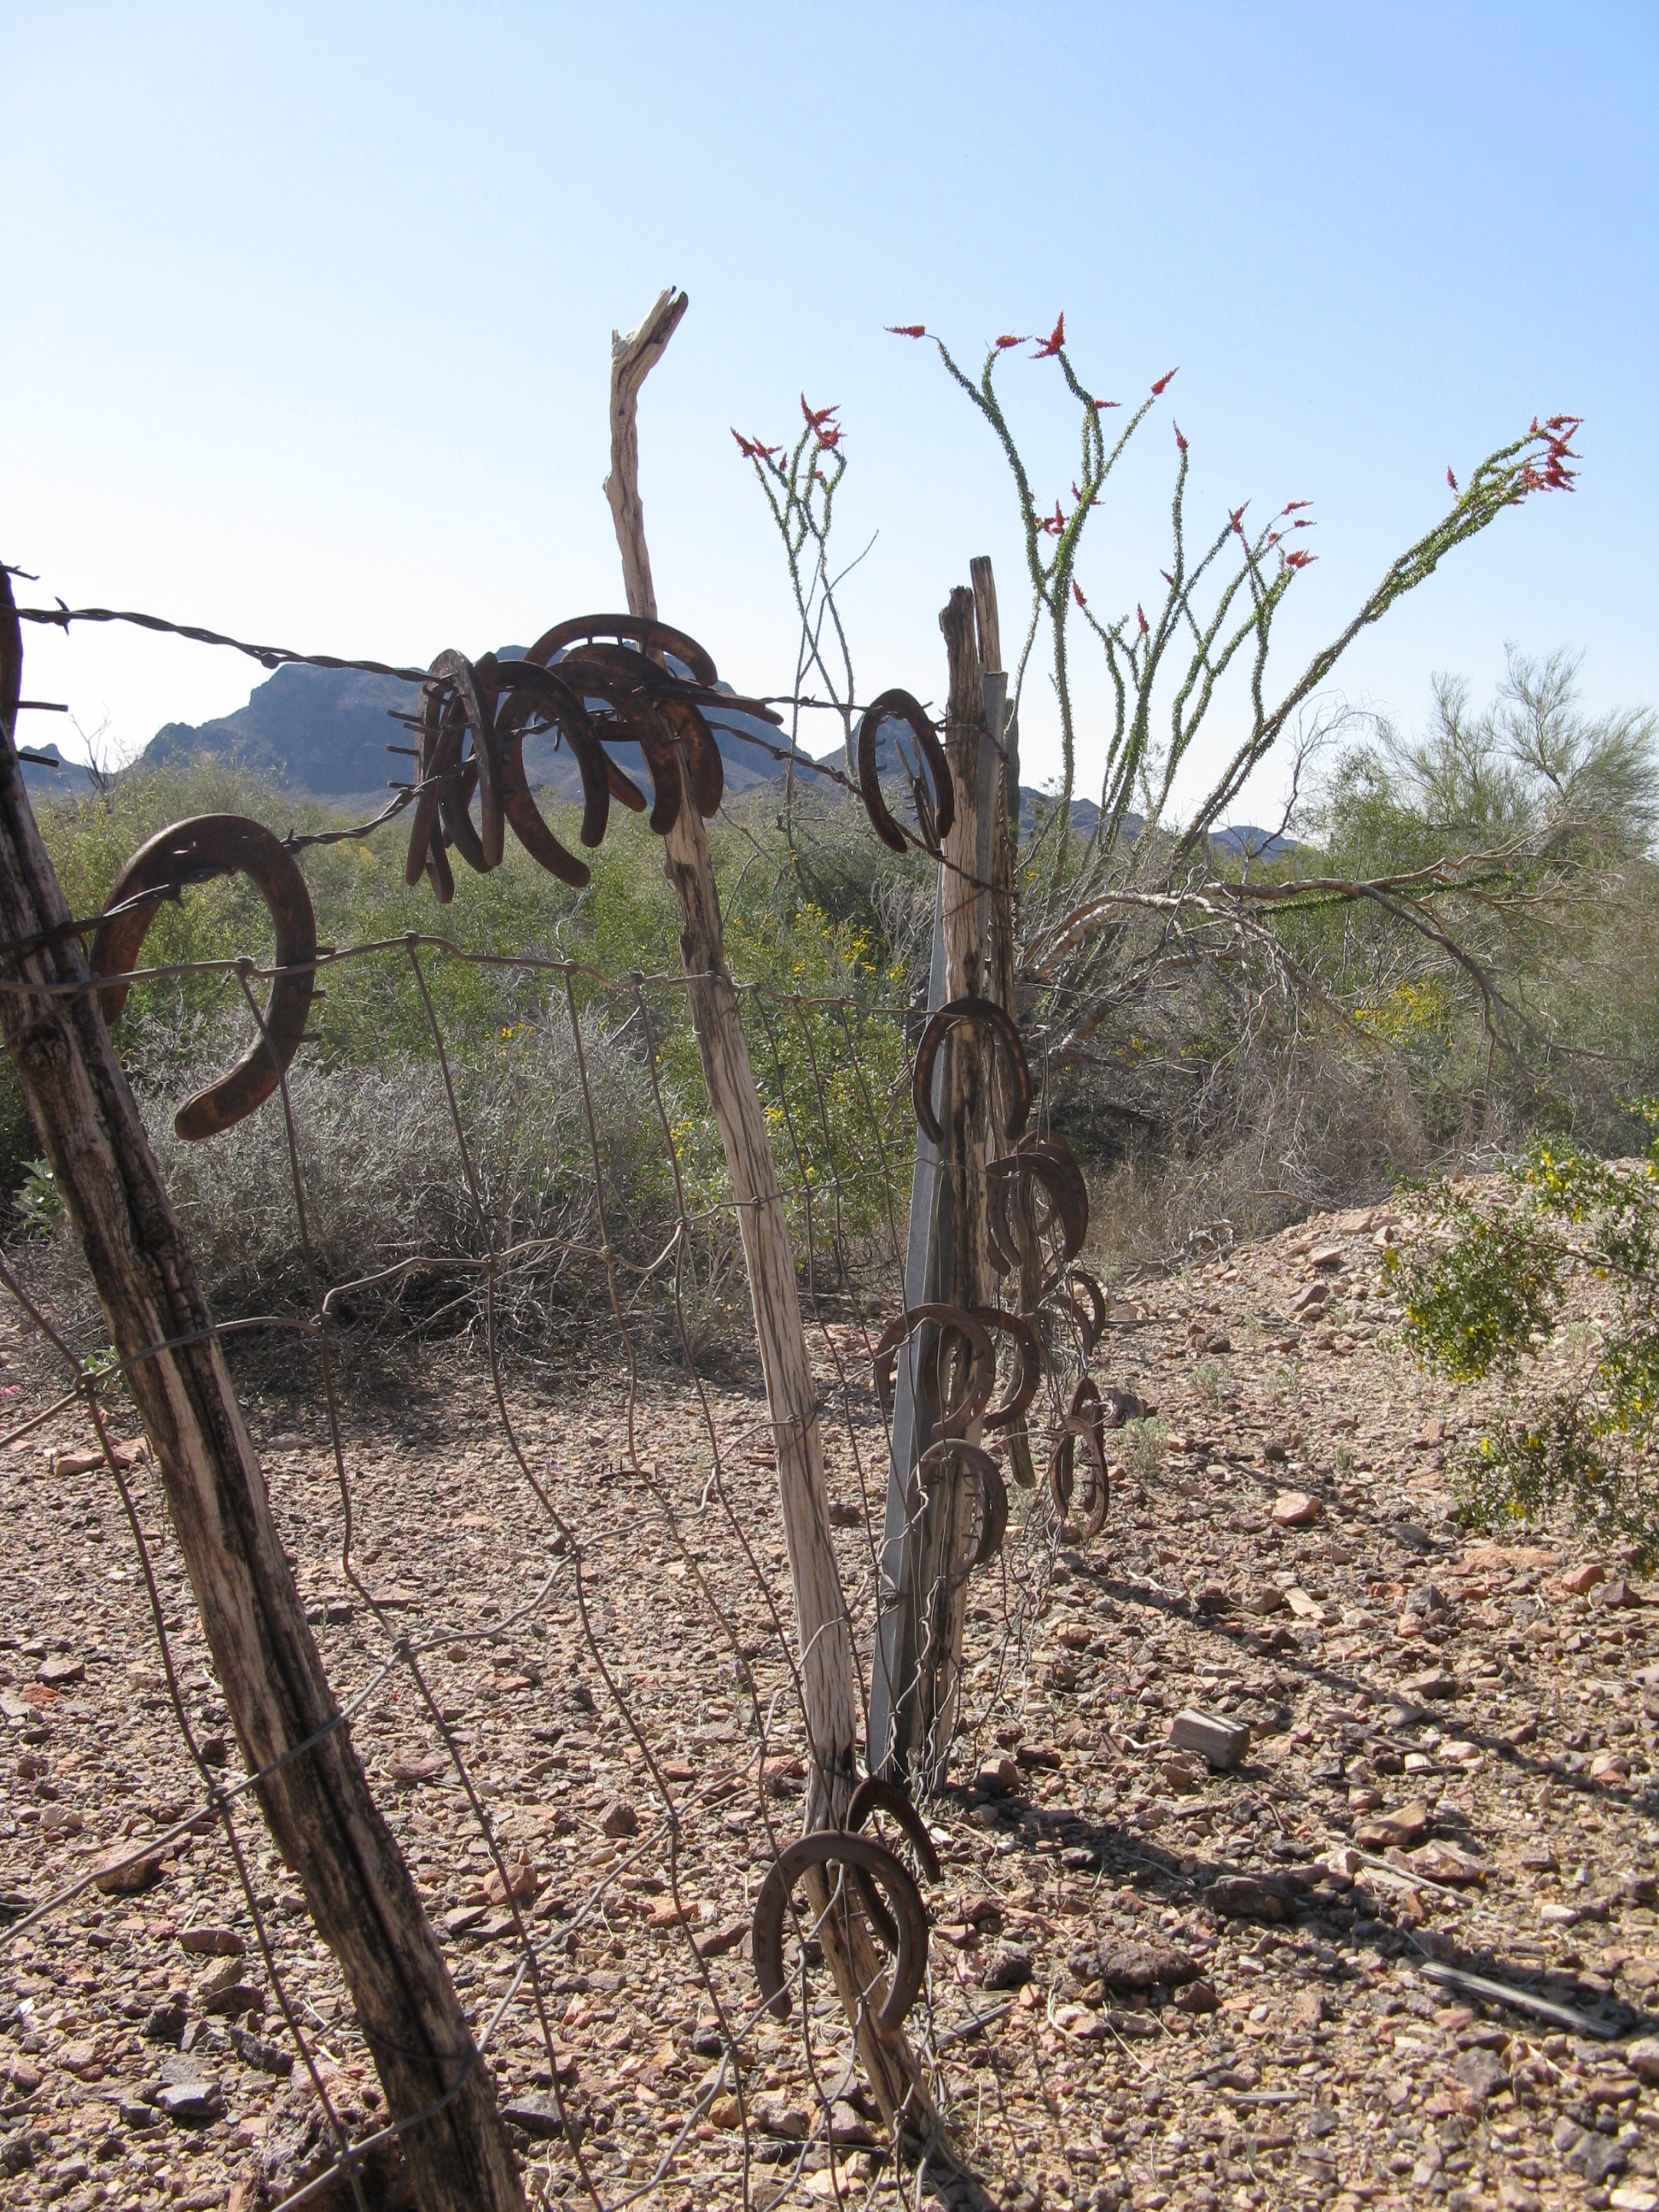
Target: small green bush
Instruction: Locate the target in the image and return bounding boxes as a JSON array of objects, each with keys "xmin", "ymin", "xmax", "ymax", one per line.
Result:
[{"xmin": 1392, "ymin": 1109, "xmax": 1659, "ymax": 1566}]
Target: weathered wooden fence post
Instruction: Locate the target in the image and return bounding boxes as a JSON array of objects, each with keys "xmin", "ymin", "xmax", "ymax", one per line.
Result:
[
  {"xmin": 0, "ymin": 572, "xmax": 527, "ymax": 2212},
  {"xmin": 869, "ymin": 580, "xmax": 1010, "ymax": 1790},
  {"xmin": 600, "ymin": 294, "xmax": 947, "ymax": 2156}
]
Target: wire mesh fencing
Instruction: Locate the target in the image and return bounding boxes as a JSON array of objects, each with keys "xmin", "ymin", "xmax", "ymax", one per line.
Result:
[{"xmin": 0, "ymin": 907, "xmax": 1109, "ymax": 2212}]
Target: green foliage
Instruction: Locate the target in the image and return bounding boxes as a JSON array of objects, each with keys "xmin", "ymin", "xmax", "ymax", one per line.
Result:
[
  {"xmin": 1393, "ymin": 1109, "xmax": 1659, "ymax": 1565},
  {"xmin": 13, "ymin": 756, "xmax": 918, "ymax": 1319}
]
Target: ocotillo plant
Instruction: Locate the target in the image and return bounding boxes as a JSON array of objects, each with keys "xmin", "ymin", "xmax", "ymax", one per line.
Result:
[{"xmin": 891, "ymin": 316, "xmax": 1580, "ymax": 886}]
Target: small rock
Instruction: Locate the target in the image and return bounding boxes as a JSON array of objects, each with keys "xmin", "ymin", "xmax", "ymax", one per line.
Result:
[
  {"xmin": 156, "ymin": 2076, "xmax": 224, "ymax": 2125},
  {"xmin": 974, "ymin": 1754, "xmax": 1021, "ymax": 1797},
  {"xmin": 1562, "ymin": 1561, "xmax": 1606, "ymax": 1595},
  {"xmin": 1193, "ymin": 1584, "xmax": 1232, "ymax": 1615},
  {"xmin": 1627, "ymin": 2035, "xmax": 1659, "ymax": 2085},
  {"xmin": 1272, "ymin": 1490, "xmax": 1320, "ymax": 1527},
  {"xmin": 36, "ymin": 1656, "xmax": 84, "ymax": 1687},
  {"xmin": 94, "ymin": 1848, "xmax": 164, "ymax": 1898},
  {"xmin": 1595, "ymin": 1576, "xmax": 1636, "ymax": 1608},
  {"xmin": 1452, "ymin": 2046, "xmax": 1508, "ymax": 2100},
  {"xmin": 696, "ymin": 1918, "xmax": 748, "ymax": 1961},
  {"xmin": 203, "ymin": 1983, "xmax": 263, "ymax": 2019},
  {"xmin": 503, "ymin": 2093, "xmax": 566, "ymax": 2140},
  {"xmin": 1156, "ymin": 1749, "xmax": 1208, "ymax": 1794},
  {"xmin": 1564, "ymin": 2131, "xmax": 1626, "ymax": 2184},
  {"xmin": 1620, "ymin": 1872, "xmax": 1658, "ymax": 1907},
  {"xmin": 982, "ymin": 1943, "xmax": 1033, "ymax": 1990},
  {"xmin": 1167, "ymin": 1710, "xmax": 1250, "ymax": 1771},
  {"xmin": 228, "ymin": 2025, "xmax": 293, "ymax": 2077},
  {"xmin": 1170, "ymin": 1978, "xmax": 1218, "ymax": 2013},
  {"xmin": 1401, "ymin": 1668, "xmax": 1461, "ymax": 1700},
  {"xmin": 1353, "ymin": 1800, "xmax": 1430, "ymax": 1849},
  {"xmin": 708, "ymin": 2093, "xmax": 742, "ymax": 2130},
  {"xmin": 178, "ymin": 1927, "xmax": 244, "ymax": 1958},
  {"xmin": 1201, "ymin": 1875, "xmax": 1289, "ymax": 1922},
  {"xmin": 1097, "ymin": 1938, "xmax": 1199, "ymax": 1992},
  {"xmin": 1242, "ymin": 1582, "xmax": 1287, "ymax": 1615},
  {"xmin": 599, "ymin": 1800, "xmax": 638, "ymax": 1839},
  {"xmin": 142, "ymin": 2001, "xmax": 189, "ymax": 2046},
  {"xmin": 1610, "ymin": 2187, "xmax": 1659, "ymax": 2212},
  {"xmin": 1411, "ymin": 1842, "xmax": 1484, "ymax": 1885}
]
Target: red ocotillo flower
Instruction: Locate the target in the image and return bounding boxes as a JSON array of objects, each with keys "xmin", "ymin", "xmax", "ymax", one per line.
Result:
[
  {"xmin": 1073, "ymin": 581, "xmax": 1088, "ymax": 609},
  {"xmin": 1447, "ymin": 467, "xmax": 1459, "ymax": 494},
  {"xmin": 801, "ymin": 396, "xmax": 839, "ymax": 433},
  {"xmin": 1282, "ymin": 499, "xmax": 1312, "ymax": 514},
  {"xmin": 1039, "ymin": 500, "xmax": 1067, "ymax": 537},
  {"xmin": 1150, "ymin": 367, "xmax": 1179, "ymax": 395},
  {"xmin": 887, "ymin": 325, "xmax": 927, "ymax": 339},
  {"xmin": 1095, "ymin": 398, "xmax": 1121, "ymax": 409},
  {"xmin": 1285, "ymin": 548, "xmax": 1314, "ymax": 570},
  {"xmin": 1173, "ymin": 422, "xmax": 1188, "ymax": 452},
  {"xmin": 731, "ymin": 431, "xmax": 779, "ymax": 461},
  {"xmin": 1228, "ymin": 504, "xmax": 1249, "ymax": 535},
  {"xmin": 1137, "ymin": 604, "xmax": 1150, "ymax": 636},
  {"xmin": 1033, "ymin": 313, "xmax": 1066, "ymax": 359},
  {"xmin": 995, "ymin": 334, "xmax": 1024, "ymax": 349}
]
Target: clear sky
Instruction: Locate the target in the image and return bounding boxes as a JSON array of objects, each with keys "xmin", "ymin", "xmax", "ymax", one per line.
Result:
[{"xmin": 3, "ymin": 2, "xmax": 1655, "ymax": 820}]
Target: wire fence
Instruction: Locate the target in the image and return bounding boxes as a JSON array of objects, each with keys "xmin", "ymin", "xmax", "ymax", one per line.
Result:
[{"xmin": 0, "ymin": 877, "xmax": 1109, "ymax": 2209}]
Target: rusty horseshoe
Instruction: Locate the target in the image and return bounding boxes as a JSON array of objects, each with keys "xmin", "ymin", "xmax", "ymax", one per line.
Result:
[
  {"xmin": 971, "ymin": 1307, "xmax": 1043, "ymax": 1432},
  {"xmin": 846, "ymin": 1777, "xmax": 941, "ymax": 1953},
  {"xmin": 1062, "ymin": 1266, "xmax": 1109, "ymax": 1357},
  {"xmin": 915, "ymin": 1438, "xmax": 1010, "ymax": 1569},
  {"xmin": 1048, "ymin": 1377, "xmax": 1110, "ymax": 1540},
  {"xmin": 90, "ymin": 815, "xmax": 317, "ymax": 1142},
  {"xmin": 404, "ymin": 649, "xmax": 501, "ymax": 887},
  {"xmin": 987, "ymin": 1131, "xmax": 1089, "ymax": 1293},
  {"xmin": 872, "ymin": 1304, "xmax": 996, "ymax": 1438},
  {"xmin": 751, "ymin": 1831, "xmax": 929, "ymax": 2034},
  {"xmin": 855, "ymin": 689, "xmax": 955, "ymax": 857},
  {"xmin": 911, "ymin": 994, "xmax": 1032, "ymax": 1148}
]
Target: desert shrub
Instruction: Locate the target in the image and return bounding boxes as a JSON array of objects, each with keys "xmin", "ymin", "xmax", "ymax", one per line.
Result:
[{"xmin": 1393, "ymin": 1109, "xmax": 1659, "ymax": 1566}]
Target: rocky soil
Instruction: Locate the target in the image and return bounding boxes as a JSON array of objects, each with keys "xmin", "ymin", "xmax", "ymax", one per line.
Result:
[{"xmin": 0, "ymin": 1196, "xmax": 1656, "ymax": 2212}]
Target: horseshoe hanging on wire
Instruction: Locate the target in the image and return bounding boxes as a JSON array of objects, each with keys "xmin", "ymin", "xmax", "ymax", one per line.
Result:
[
  {"xmin": 855, "ymin": 689, "xmax": 955, "ymax": 857},
  {"xmin": 90, "ymin": 815, "xmax": 317, "ymax": 1142},
  {"xmin": 491, "ymin": 658, "xmax": 613, "ymax": 855},
  {"xmin": 915, "ymin": 1438, "xmax": 1009, "ymax": 1569},
  {"xmin": 846, "ymin": 1778, "xmax": 941, "ymax": 1953},
  {"xmin": 1048, "ymin": 1377, "xmax": 1110, "ymax": 1540},
  {"xmin": 404, "ymin": 649, "xmax": 502, "ymax": 887},
  {"xmin": 911, "ymin": 994, "xmax": 1032, "ymax": 1148},
  {"xmin": 1062, "ymin": 1266, "xmax": 1109, "ymax": 1358},
  {"xmin": 987, "ymin": 1130, "xmax": 1089, "ymax": 1294},
  {"xmin": 871, "ymin": 1304, "xmax": 996, "ymax": 1438},
  {"xmin": 972, "ymin": 1307, "xmax": 1043, "ymax": 1432},
  {"xmin": 526, "ymin": 611, "xmax": 721, "ymax": 687},
  {"xmin": 751, "ymin": 1831, "xmax": 929, "ymax": 2034}
]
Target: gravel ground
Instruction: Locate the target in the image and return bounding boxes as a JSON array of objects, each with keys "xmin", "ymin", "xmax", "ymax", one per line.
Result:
[{"xmin": 1, "ymin": 1196, "xmax": 1656, "ymax": 2212}]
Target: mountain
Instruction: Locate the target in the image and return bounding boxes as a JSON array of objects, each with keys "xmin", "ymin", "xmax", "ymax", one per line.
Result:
[
  {"xmin": 126, "ymin": 660, "xmax": 1293, "ymax": 861},
  {"xmin": 838, "ymin": 725, "xmax": 1294, "ymax": 859},
  {"xmin": 139, "ymin": 653, "xmax": 806, "ymax": 815}
]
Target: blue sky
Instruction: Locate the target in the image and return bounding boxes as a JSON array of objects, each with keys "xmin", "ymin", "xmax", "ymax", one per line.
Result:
[{"xmin": 3, "ymin": 2, "xmax": 1654, "ymax": 820}]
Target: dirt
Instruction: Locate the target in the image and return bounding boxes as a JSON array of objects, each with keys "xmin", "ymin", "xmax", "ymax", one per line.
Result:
[{"xmin": 0, "ymin": 1196, "xmax": 1656, "ymax": 2212}]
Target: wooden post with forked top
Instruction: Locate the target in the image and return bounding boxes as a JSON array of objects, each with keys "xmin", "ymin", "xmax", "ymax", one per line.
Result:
[
  {"xmin": 0, "ymin": 576, "xmax": 526, "ymax": 2212},
  {"xmin": 600, "ymin": 291, "xmax": 953, "ymax": 2163}
]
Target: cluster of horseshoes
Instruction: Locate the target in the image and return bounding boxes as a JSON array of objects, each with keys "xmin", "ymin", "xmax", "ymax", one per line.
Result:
[
  {"xmin": 751, "ymin": 992, "xmax": 1131, "ymax": 2037},
  {"xmin": 76, "ymin": 614, "xmax": 1123, "ymax": 2047},
  {"xmin": 83, "ymin": 616, "xmax": 947, "ymax": 1140}
]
